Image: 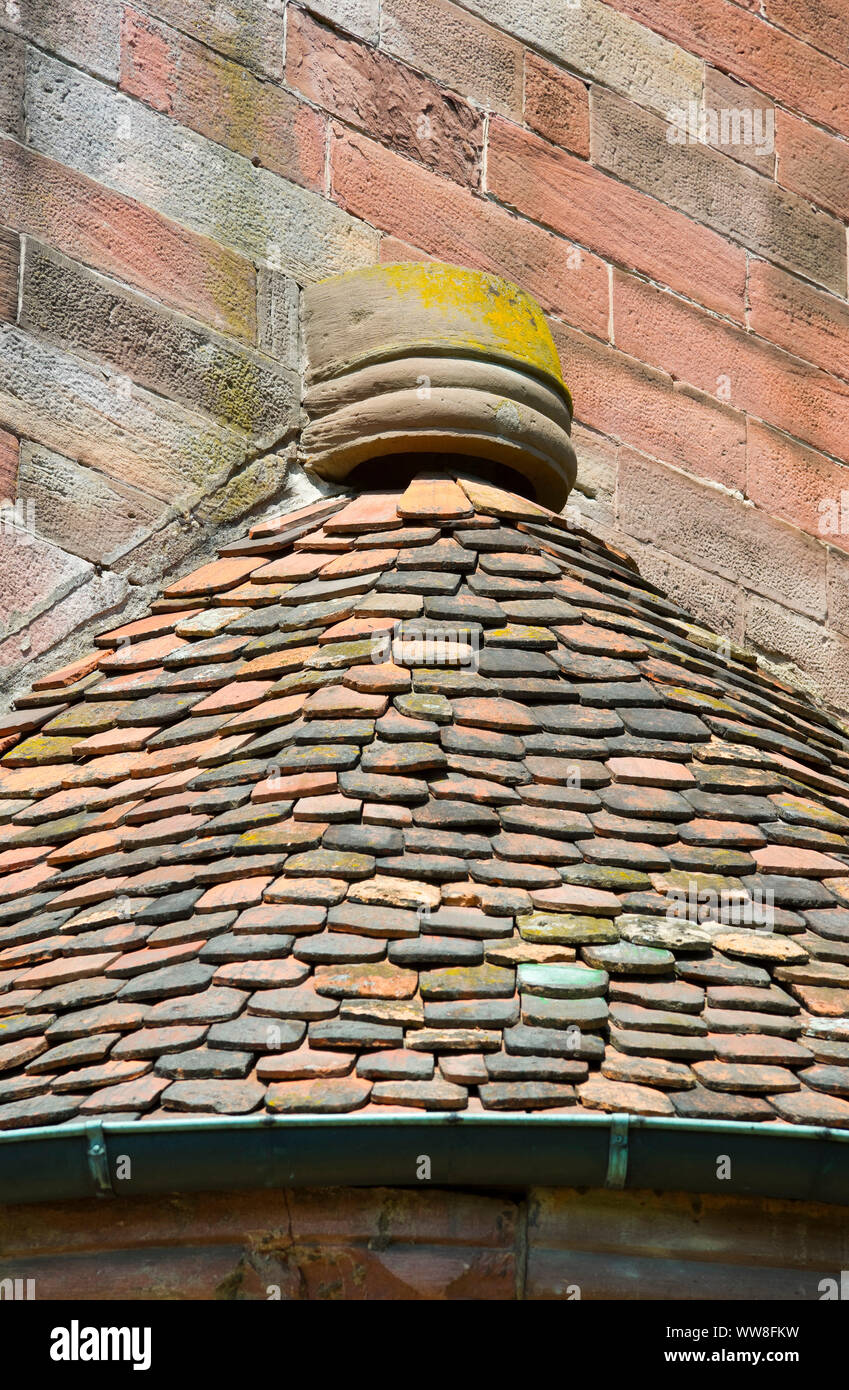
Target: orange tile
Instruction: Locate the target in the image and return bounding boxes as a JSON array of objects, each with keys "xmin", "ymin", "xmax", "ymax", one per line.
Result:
[
  {"xmin": 397, "ymin": 474, "xmax": 473, "ymax": 522},
  {"xmin": 164, "ymin": 556, "xmax": 259, "ymax": 598}
]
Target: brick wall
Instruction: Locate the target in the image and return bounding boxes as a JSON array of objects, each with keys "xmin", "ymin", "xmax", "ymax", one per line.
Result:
[{"xmin": 2, "ymin": 0, "xmax": 849, "ymax": 712}]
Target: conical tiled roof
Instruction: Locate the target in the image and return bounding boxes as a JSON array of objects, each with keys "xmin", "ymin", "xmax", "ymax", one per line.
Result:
[{"xmin": 3, "ymin": 470, "xmax": 849, "ymax": 1130}]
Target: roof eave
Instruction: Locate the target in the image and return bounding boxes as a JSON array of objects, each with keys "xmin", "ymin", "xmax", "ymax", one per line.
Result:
[{"xmin": 1, "ymin": 1112, "xmax": 848, "ymax": 1207}]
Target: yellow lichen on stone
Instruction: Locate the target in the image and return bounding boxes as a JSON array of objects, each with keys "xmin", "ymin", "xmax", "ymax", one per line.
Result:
[
  {"xmin": 318, "ymin": 261, "xmax": 568, "ymax": 402},
  {"xmin": 303, "ymin": 260, "xmax": 578, "ymax": 507}
]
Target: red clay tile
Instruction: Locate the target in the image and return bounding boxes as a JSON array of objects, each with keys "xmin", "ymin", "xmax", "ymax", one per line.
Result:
[
  {"xmin": 304, "ymin": 686, "xmax": 388, "ymax": 717},
  {"xmin": 344, "ymin": 662, "xmax": 411, "ymax": 694},
  {"xmin": 452, "ymin": 698, "xmax": 539, "ymax": 732},
  {"xmin": 192, "ymin": 680, "xmax": 275, "ymax": 713},
  {"xmin": 608, "ymin": 757, "xmax": 696, "ymax": 788},
  {"xmin": 250, "ymin": 497, "xmax": 346, "ymax": 538},
  {"xmin": 323, "ymin": 492, "xmax": 403, "ymax": 534},
  {"xmin": 320, "ymin": 548, "xmax": 398, "ymax": 578},
  {"xmin": 75, "ymin": 726, "xmax": 159, "ymax": 755},
  {"xmin": 752, "ymin": 845, "xmax": 847, "ymax": 876},
  {"xmin": 96, "ymin": 610, "xmax": 200, "ymax": 647},
  {"xmin": 528, "ymin": 884, "xmax": 622, "ymax": 915},
  {"xmin": 579, "ymin": 1077, "xmax": 674, "ymax": 1115},
  {"xmin": 164, "ymin": 557, "xmax": 259, "ymax": 598},
  {"xmin": 398, "ymin": 474, "xmax": 473, "ymax": 522},
  {"xmin": 78, "ymin": 1075, "xmax": 169, "ymax": 1113},
  {"xmin": 320, "ymin": 616, "xmax": 397, "ymax": 643},
  {"xmin": 196, "ymin": 878, "xmax": 271, "ymax": 913},
  {"xmin": 265, "ymin": 1077, "xmax": 371, "ymax": 1111},
  {"xmin": 249, "ymin": 552, "xmax": 327, "ymax": 582},
  {"xmin": 257, "ymin": 1047, "xmax": 355, "ymax": 1080},
  {"xmin": 4, "ymin": 466, "xmax": 849, "ymax": 1131},
  {"xmin": 223, "ymin": 693, "xmax": 305, "ymax": 732},
  {"xmin": 253, "ymin": 770, "xmax": 338, "ymax": 802},
  {"xmin": 314, "ymin": 962, "xmax": 418, "ymax": 999},
  {"xmin": 98, "ymin": 634, "xmax": 188, "ymax": 671},
  {"xmin": 32, "ymin": 652, "xmax": 103, "ymax": 690}
]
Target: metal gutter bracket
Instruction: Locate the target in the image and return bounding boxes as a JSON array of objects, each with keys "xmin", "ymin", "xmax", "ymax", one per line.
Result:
[
  {"xmin": 84, "ymin": 1120, "xmax": 114, "ymax": 1196},
  {"xmin": 605, "ymin": 1114, "xmax": 630, "ymax": 1189}
]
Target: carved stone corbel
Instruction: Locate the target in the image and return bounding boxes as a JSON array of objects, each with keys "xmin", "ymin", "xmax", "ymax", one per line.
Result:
[{"xmin": 300, "ymin": 262, "xmax": 577, "ymax": 511}]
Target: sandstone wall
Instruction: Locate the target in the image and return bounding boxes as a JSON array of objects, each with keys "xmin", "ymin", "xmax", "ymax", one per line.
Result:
[
  {"xmin": 1, "ymin": 1185, "xmax": 847, "ymax": 1299},
  {"xmin": 2, "ymin": 1, "xmax": 849, "ymax": 708}
]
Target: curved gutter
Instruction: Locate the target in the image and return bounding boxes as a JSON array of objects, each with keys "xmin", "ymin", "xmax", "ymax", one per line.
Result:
[{"xmin": 1, "ymin": 1113, "xmax": 848, "ymax": 1207}]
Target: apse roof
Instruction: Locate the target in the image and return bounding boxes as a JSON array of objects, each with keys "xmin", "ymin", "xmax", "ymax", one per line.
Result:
[{"xmin": 2, "ymin": 470, "xmax": 849, "ymax": 1131}]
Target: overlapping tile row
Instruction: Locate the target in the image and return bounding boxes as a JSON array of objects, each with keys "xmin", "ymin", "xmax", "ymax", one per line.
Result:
[{"xmin": 2, "ymin": 472, "xmax": 849, "ymax": 1128}]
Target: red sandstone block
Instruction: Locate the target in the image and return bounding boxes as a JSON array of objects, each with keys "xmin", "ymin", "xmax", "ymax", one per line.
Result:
[
  {"xmin": 292, "ymin": 1240, "xmax": 514, "ymax": 1298},
  {"xmin": 748, "ymin": 260, "xmax": 849, "ymax": 384},
  {"xmin": 523, "ymin": 53, "xmax": 589, "ymax": 157},
  {"xmin": 379, "ymin": 236, "xmax": 431, "ymax": 263},
  {"xmin": 330, "ymin": 126, "xmax": 609, "ymax": 334},
  {"xmin": 0, "ymin": 1245, "xmax": 255, "ymax": 1300},
  {"xmin": 592, "ymin": 87, "xmax": 843, "ymax": 296},
  {"xmin": 764, "ymin": 0, "xmax": 849, "ymax": 67},
  {"xmin": 0, "ymin": 31, "xmax": 25, "ymax": 139},
  {"xmin": 775, "ymin": 109, "xmax": 849, "ymax": 222},
  {"xmin": 287, "ymin": 1185, "xmax": 515, "ymax": 1246},
  {"xmin": 0, "ymin": 228, "xmax": 18, "ymax": 323},
  {"xmin": 615, "ymin": 0, "xmax": 849, "ymax": 138},
  {"xmin": 617, "ymin": 445, "xmax": 826, "ymax": 620},
  {"xmin": 133, "ymin": 0, "xmax": 286, "ymax": 80},
  {"xmin": 0, "ymin": 140, "xmax": 256, "ymax": 342},
  {"xmin": 121, "ymin": 9, "xmax": 325, "ymax": 191},
  {"xmin": 486, "ymin": 116, "xmax": 746, "ymax": 322},
  {"xmin": 549, "ymin": 319, "xmax": 746, "ymax": 492},
  {"xmin": 746, "ymin": 421, "xmax": 849, "ymax": 556},
  {"xmin": 613, "ymin": 270, "xmax": 849, "ymax": 462},
  {"xmin": 3, "ymin": 0, "xmax": 122, "ymax": 81},
  {"xmin": 380, "ymin": 0, "xmax": 524, "ymax": 118},
  {"xmin": 287, "ymin": 7, "xmax": 481, "ymax": 185},
  {"xmin": 702, "ymin": 68, "xmax": 775, "ymax": 176},
  {"xmin": 0, "ymin": 429, "xmax": 18, "ymax": 500},
  {"xmin": 744, "ymin": 596, "xmax": 849, "ymax": 712}
]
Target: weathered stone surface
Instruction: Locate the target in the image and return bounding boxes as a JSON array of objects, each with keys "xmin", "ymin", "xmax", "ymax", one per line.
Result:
[
  {"xmin": 207, "ymin": 1018, "xmax": 306, "ymax": 1052},
  {"xmin": 27, "ymin": 53, "xmax": 380, "ymax": 283},
  {"xmin": 371, "ymin": 1079, "xmax": 467, "ymax": 1109},
  {"xmin": 22, "ymin": 244, "xmax": 298, "ymax": 444},
  {"xmin": 692, "ymin": 1060, "xmax": 800, "ymax": 1094},
  {"xmin": 602, "ymin": 1049, "xmax": 695, "ymax": 1090},
  {"xmin": 356, "ymin": 1049, "xmax": 433, "ymax": 1080},
  {"xmin": 579, "ymin": 1077, "xmax": 674, "ymax": 1116},
  {"xmin": 581, "ymin": 941, "xmax": 674, "ymax": 975},
  {"xmin": 519, "ymin": 913, "xmax": 619, "ymax": 946},
  {"xmin": 518, "ymin": 964, "xmax": 608, "ymax": 998},
  {"xmin": 258, "ymin": 1048, "xmax": 355, "ymax": 1081},
  {"xmin": 420, "ymin": 964, "xmax": 515, "ymax": 1000},
  {"xmin": 17, "ymin": 441, "xmax": 166, "ymax": 564},
  {"xmin": 593, "ymin": 86, "xmax": 843, "ymax": 293},
  {"xmin": 479, "ymin": 1081, "xmax": 575, "ymax": 1110},
  {"xmin": 266, "ymin": 1077, "xmax": 372, "ymax": 1112}
]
